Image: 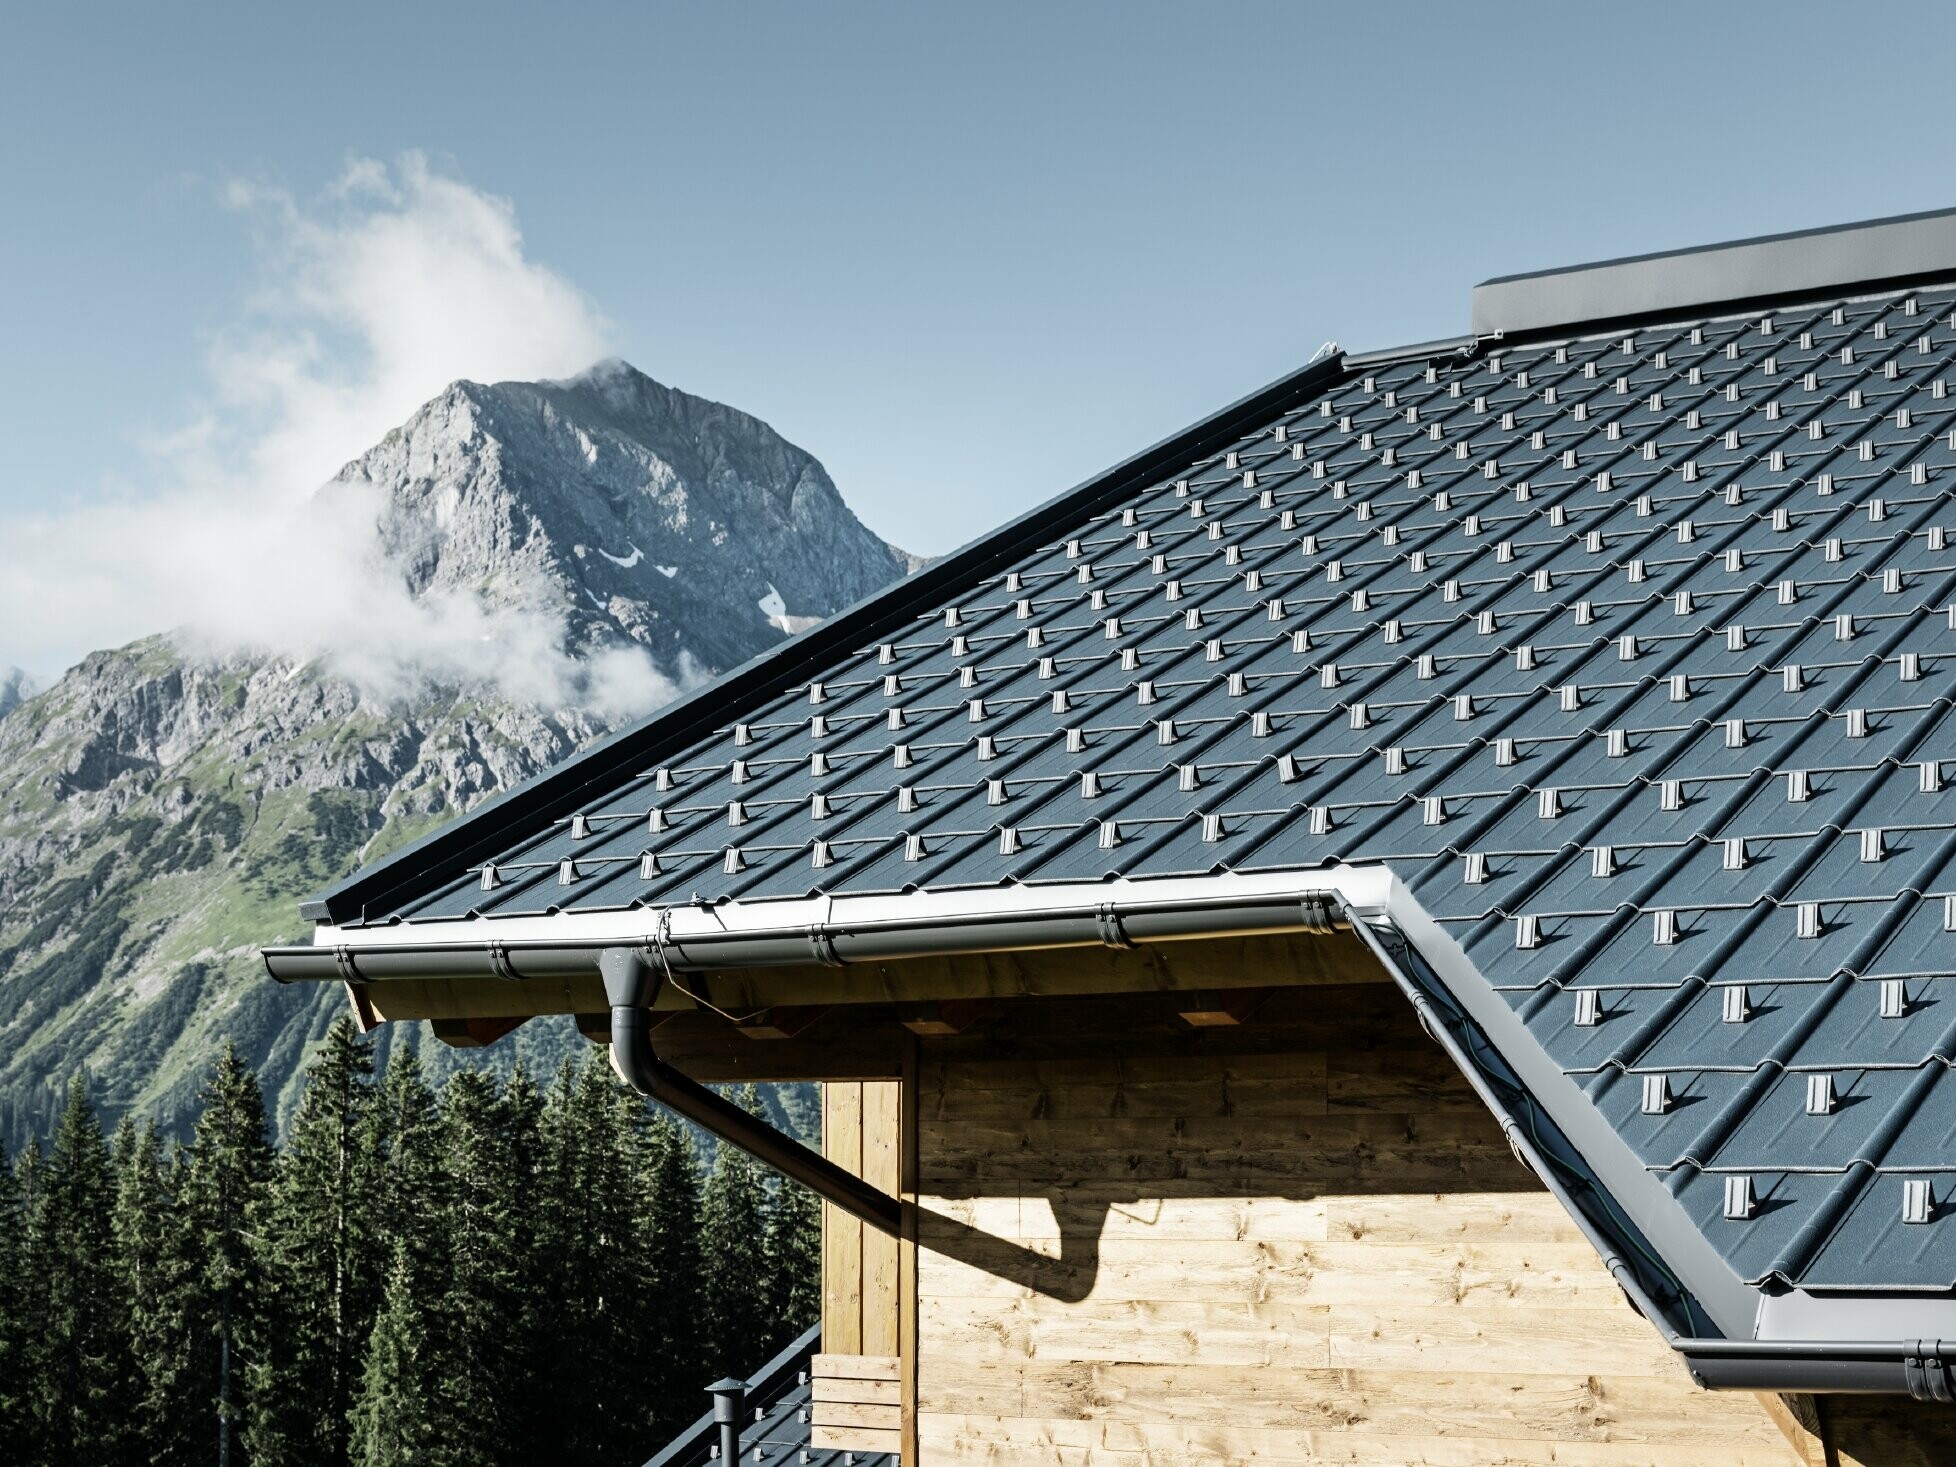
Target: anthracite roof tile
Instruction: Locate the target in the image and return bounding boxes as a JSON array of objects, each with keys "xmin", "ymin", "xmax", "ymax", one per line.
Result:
[{"xmin": 331, "ymin": 282, "xmax": 1956, "ymax": 1300}]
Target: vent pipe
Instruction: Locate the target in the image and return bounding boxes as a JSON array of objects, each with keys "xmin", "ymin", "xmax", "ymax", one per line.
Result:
[{"xmin": 707, "ymin": 1377, "xmax": 747, "ymax": 1463}]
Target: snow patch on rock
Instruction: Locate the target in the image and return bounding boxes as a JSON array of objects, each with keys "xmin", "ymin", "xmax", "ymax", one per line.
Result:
[{"xmin": 758, "ymin": 584, "xmax": 820, "ymax": 635}]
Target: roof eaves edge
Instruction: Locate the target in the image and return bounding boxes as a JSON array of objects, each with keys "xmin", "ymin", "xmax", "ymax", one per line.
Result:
[{"xmin": 300, "ymin": 350, "xmax": 1350, "ymax": 925}]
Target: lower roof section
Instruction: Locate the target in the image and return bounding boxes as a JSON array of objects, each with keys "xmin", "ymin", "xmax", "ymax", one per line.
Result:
[{"xmin": 270, "ymin": 860, "xmax": 1956, "ymax": 1384}]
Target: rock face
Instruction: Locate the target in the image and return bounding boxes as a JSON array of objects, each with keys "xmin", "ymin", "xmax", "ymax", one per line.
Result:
[
  {"xmin": 0, "ymin": 364, "xmax": 908, "ymax": 1147},
  {"xmin": 339, "ymin": 360, "xmax": 915, "ymax": 670}
]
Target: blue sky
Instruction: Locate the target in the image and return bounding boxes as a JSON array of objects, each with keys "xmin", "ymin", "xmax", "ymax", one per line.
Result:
[{"xmin": 5, "ymin": 1, "xmax": 1956, "ymax": 675}]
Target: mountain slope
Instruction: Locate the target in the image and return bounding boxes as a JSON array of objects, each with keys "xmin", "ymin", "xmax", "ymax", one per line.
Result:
[{"xmin": 0, "ymin": 363, "xmax": 905, "ymax": 1147}]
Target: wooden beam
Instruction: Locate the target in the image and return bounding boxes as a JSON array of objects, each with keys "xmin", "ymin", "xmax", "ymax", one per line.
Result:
[
  {"xmin": 342, "ymin": 980, "xmax": 380, "ymax": 1034},
  {"xmin": 900, "ymin": 1034, "xmax": 921, "ymax": 1465},
  {"xmin": 735, "ymin": 1004, "xmax": 831, "ymax": 1040},
  {"xmin": 822, "ymin": 1084, "xmax": 865, "ymax": 1355},
  {"xmin": 861, "ymin": 1081, "xmax": 902, "ymax": 1357},
  {"xmin": 1754, "ymin": 1392, "xmax": 1834, "ymax": 1467},
  {"xmin": 1175, "ymin": 988, "xmax": 1273, "ymax": 1027},
  {"xmin": 427, "ymin": 1014, "xmax": 526, "ymax": 1049},
  {"xmin": 899, "ymin": 998, "xmax": 998, "ymax": 1036}
]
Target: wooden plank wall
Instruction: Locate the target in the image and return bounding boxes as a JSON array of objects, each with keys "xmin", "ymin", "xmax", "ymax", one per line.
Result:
[
  {"xmin": 909, "ymin": 983, "xmax": 1822, "ymax": 1466},
  {"xmin": 818, "ymin": 1079, "xmax": 905, "ymax": 1456},
  {"xmin": 1760, "ymin": 1390, "xmax": 1956, "ymax": 1467}
]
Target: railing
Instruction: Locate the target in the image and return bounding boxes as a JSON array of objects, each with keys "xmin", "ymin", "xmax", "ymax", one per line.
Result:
[{"xmin": 643, "ymin": 1322, "xmax": 821, "ymax": 1467}]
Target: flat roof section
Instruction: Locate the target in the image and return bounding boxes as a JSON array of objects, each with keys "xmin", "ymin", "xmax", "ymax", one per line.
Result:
[{"xmin": 1474, "ymin": 207, "xmax": 1956, "ymax": 337}]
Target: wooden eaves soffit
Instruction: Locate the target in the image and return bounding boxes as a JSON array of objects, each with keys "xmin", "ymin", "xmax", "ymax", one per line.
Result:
[{"xmin": 314, "ymin": 889, "xmax": 1384, "ymax": 1084}]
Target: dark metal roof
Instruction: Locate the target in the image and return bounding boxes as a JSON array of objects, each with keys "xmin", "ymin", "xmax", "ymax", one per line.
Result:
[
  {"xmin": 644, "ymin": 1325, "xmax": 895, "ymax": 1467},
  {"xmin": 308, "ymin": 268, "xmax": 1956, "ymax": 1310}
]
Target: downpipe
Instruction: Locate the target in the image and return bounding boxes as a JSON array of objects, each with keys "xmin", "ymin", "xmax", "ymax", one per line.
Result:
[{"xmin": 600, "ymin": 948, "xmax": 902, "ymax": 1238}]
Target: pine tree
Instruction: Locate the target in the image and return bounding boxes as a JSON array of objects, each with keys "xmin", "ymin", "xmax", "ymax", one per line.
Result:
[
  {"xmin": 636, "ymin": 1108, "xmax": 702, "ymax": 1435},
  {"xmin": 533, "ymin": 1056, "xmax": 648, "ymax": 1464},
  {"xmin": 346, "ymin": 1245, "xmax": 442, "ymax": 1467},
  {"xmin": 761, "ymin": 1175, "xmax": 821, "ymax": 1359},
  {"xmin": 492, "ymin": 1065, "xmax": 553, "ymax": 1464},
  {"xmin": 178, "ymin": 1042, "xmax": 275, "ymax": 1467},
  {"xmin": 26, "ymin": 1074, "xmax": 135, "ymax": 1467},
  {"xmin": 112, "ymin": 1117, "xmax": 203, "ymax": 1465},
  {"xmin": 245, "ymin": 1017, "xmax": 382, "ymax": 1467},
  {"xmin": 429, "ymin": 1068, "xmax": 527, "ymax": 1463},
  {"xmin": 698, "ymin": 1085, "xmax": 772, "ymax": 1384},
  {"xmin": 0, "ymin": 1137, "xmax": 30, "ymax": 1466},
  {"xmin": 368, "ymin": 1045, "xmax": 443, "ymax": 1262}
]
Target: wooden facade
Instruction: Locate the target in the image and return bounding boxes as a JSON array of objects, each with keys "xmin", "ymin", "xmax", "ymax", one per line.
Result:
[
  {"xmin": 798, "ymin": 972, "xmax": 1956, "ymax": 1465},
  {"xmin": 910, "ymin": 983, "xmax": 1785, "ymax": 1464},
  {"xmin": 368, "ymin": 928, "xmax": 1955, "ymax": 1461}
]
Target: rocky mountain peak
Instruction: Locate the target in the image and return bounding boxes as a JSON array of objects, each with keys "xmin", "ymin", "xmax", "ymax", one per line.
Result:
[
  {"xmin": 0, "ymin": 363, "xmax": 912, "ymax": 1147},
  {"xmin": 330, "ymin": 358, "xmax": 911, "ymax": 672}
]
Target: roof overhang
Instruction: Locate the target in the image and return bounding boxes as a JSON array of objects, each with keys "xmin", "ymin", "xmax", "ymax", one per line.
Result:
[{"xmin": 267, "ymin": 862, "xmax": 1956, "ymax": 1394}]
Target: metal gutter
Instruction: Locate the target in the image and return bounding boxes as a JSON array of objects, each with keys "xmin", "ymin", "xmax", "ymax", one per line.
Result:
[
  {"xmin": 298, "ymin": 351, "xmax": 1350, "ymax": 928},
  {"xmin": 264, "ymin": 872, "xmax": 1360, "ymax": 983},
  {"xmin": 1341, "ymin": 899, "xmax": 1956, "ymax": 1402}
]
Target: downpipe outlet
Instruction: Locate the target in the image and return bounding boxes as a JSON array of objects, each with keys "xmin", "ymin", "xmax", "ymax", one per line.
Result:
[{"xmin": 599, "ymin": 948, "xmax": 903, "ymax": 1238}]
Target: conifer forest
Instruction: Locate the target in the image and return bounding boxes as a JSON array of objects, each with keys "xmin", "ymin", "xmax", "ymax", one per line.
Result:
[{"xmin": 0, "ymin": 1020, "xmax": 821, "ymax": 1467}]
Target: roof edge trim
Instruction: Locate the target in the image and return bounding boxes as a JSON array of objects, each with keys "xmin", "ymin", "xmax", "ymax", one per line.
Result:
[
  {"xmin": 1341, "ymin": 333, "xmax": 1480, "ymax": 368},
  {"xmin": 1473, "ymin": 205, "xmax": 1956, "ymax": 339},
  {"xmin": 298, "ymin": 351, "xmax": 1349, "ymax": 925},
  {"xmin": 1347, "ymin": 906, "xmax": 1956, "ymax": 1399}
]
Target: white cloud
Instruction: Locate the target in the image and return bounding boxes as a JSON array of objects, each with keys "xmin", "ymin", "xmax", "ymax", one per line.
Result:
[{"xmin": 0, "ymin": 153, "xmax": 675, "ymax": 715}]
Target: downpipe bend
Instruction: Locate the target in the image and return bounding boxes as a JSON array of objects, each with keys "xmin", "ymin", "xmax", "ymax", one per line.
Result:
[{"xmin": 600, "ymin": 948, "xmax": 902, "ymax": 1238}]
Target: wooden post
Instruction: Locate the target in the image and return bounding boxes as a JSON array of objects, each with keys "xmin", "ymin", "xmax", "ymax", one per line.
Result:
[
  {"xmin": 815, "ymin": 1078, "xmax": 905, "ymax": 1456},
  {"xmin": 900, "ymin": 1035, "xmax": 920, "ymax": 1464},
  {"xmin": 821, "ymin": 1082, "xmax": 863, "ymax": 1355}
]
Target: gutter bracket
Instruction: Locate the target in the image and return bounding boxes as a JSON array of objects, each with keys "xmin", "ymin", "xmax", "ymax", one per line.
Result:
[
  {"xmin": 1905, "ymin": 1343, "xmax": 1956, "ymax": 1403},
  {"xmin": 1095, "ymin": 904, "xmax": 1133, "ymax": 950},
  {"xmin": 805, "ymin": 925, "xmax": 844, "ymax": 968}
]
